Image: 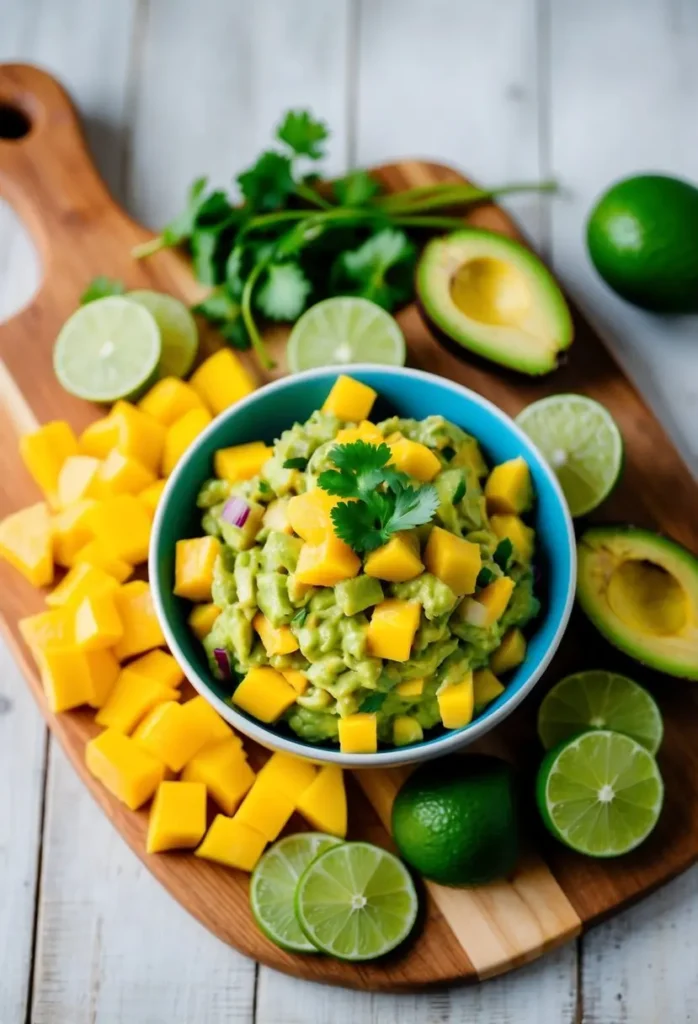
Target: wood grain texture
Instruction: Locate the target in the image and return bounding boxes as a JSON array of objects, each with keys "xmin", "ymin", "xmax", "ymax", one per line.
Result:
[{"xmin": 2, "ymin": 61, "xmax": 698, "ymax": 993}]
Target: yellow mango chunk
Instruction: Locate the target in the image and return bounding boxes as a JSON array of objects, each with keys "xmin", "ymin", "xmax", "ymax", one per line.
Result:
[
  {"xmin": 490, "ymin": 514, "xmax": 535, "ymax": 564},
  {"xmin": 181, "ymin": 695, "xmax": 233, "ymax": 744},
  {"xmin": 134, "ymin": 701, "xmax": 211, "ymax": 772},
  {"xmin": 56, "ymin": 455, "xmax": 101, "ymax": 507},
  {"xmin": 182, "ymin": 737, "xmax": 252, "ymax": 816},
  {"xmin": 364, "ymin": 531, "xmax": 424, "ymax": 583},
  {"xmin": 38, "ymin": 646, "xmax": 120, "ymax": 712},
  {"xmin": 424, "ymin": 526, "xmax": 481, "ymax": 595},
  {"xmin": 296, "ymin": 765, "xmax": 347, "ymax": 837},
  {"xmin": 52, "ymin": 499, "xmax": 98, "ymax": 568},
  {"xmin": 46, "ymin": 562, "xmax": 119, "ymax": 609},
  {"xmin": 233, "ymin": 667, "xmax": 297, "ymax": 723},
  {"xmin": 74, "ymin": 540, "xmax": 132, "ymax": 583},
  {"xmin": 74, "ymin": 592, "xmax": 124, "ymax": 651},
  {"xmin": 113, "ymin": 580, "xmax": 165, "ymax": 660},
  {"xmin": 490, "ymin": 628, "xmax": 527, "ymax": 675},
  {"xmin": 79, "ymin": 416, "xmax": 119, "ymax": 458},
  {"xmin": 295, "ymin": 536, "xmax": 360, "ymax": 587},
  {"xmin": 234, "ymin": 777, "xmax": 295, "ymax": 841},
  {"xmin": 262, "ymin": 498, "xmax": 292, "ymax": 535},
  {"xmin": 396, "ymin": 677, "xmax": 424, "ymax": 698},
  {"xmin": 335, "ymin": 420, "xmax": 383, "ymax": 445},
  {"xmin": 366, "ymin": 599, "xmax": 421, "ymax": 662},
  {"xmin": 195, "ymin": 814, "xmax": 267, "ymax": 872},
  {"xmin": 256, "ymin": 752, "xmax": 316, "ymax": 803},
  {"xmin": 462, "ymin": 576, "xmax": 515, "ymax": 628},
  {"xmin": 253, "ymin": 612, "xmax": 299, "ymax": 656},
  {"xmin": 281, "ymin": 669, "xmax": 309, "ymax": 695},
  {"xmin": 286, "ymin": 488, "xmax": 341, "ymax": 544},
  {"xmin": 111, "ymin": 401, "xmax": 166, "ymax": 473},
  {"xmin": 174, "ymin": 536, "xmax": 221, "ymax": 601},
  {"xmin": 97, "ymin": 450, "xmax": 155, "ymax": 497},
  {"xmin": 161, "ymin": 407, "xmax": 212, "ymax": 476},
  {"xmin": 393, "ymin": 716, "xmax": 424, "ymax": 746},
  {"xmin": 86, "ymin": 729, "xmax": 165, "ymax": 810},
  {"xmin": 19, "ymin": 608, "xmax": 73, "ymax": 656},
  {"xmin": 215, "ymin": 441, "xmax": 272, "ymax": 482},
  {"xmin": 95, "ymin": 666, "xmax": 178, "ymax": 733},
  {"xmin": 388, "ymin": 437, "xmax": 441, "ymax": 481},
  {"xmin": 139, "ymin": 376, "xmax": 206, "ymax": 426},
  {"xmin": 438, "ymin": 672, "xmax": 474, "ymax": 729},
  {"xmin": 338, "ymin": 713, "xmax": 378, "ymax": 754},
  {"xmin": 146, "ymin": 780, "xmax": 207, "ymax": 853},
  {"xmin": 473, "ymin": 668, "xmax": 505, "ymax": 710},
  {"xmin": 84, "ymin": 648, "xmax": 121, "ymax": 708},
  {"xmin": 139, "ymin": 479, "xmax": 166, "ymax": 517},
  {"xmin": 485, "ymin": 457, "xmax": 532, "ymax": 515},
  {"xmin": 20, "ymin": 421, "xmax": 78, "ymax": 507},
  {"xmin": 0, "ymin": 502, "xmax": 53, "ymax": 586},
  {"xmin": 190, "ymin": 348, "xmax": 256, "ymax": 416},
  {"xmin": 188, "ymin": 602, "xmax": 221, "ymax": 639},
  {"xmin": 322, "ymin": 375, "xmax": 376, "ymax": 421},
  {"xmin": 129, "ymin": 649, "xmax": 184, "ymax": 690},
  {"xmin": 86, "ymin": 494, "xmax": 152, "ymax": 564}
]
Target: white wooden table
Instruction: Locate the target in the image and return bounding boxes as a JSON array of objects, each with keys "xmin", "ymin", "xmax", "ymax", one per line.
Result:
[{"xmin": 2, "ymin": 2, "xmax": 697, "ymax": 1021}]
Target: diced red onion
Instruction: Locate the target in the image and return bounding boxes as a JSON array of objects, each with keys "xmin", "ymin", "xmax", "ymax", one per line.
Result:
[
  {"xmin": 213, "ymin": 647, "xmax": 232, "ymax": 680},
  {"xmin": 221, "ymin": 496, "xmax": 250, "ymax": 528}
]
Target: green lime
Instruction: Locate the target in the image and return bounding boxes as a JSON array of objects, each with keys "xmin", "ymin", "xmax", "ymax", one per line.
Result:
[
  {"xmin": 537, "ymin": 730, "xmax": 664, "ymax": 857},
  {"xmin": 294, "ymin": 841, "xmax": 418, "ymax": 961},
  {"xmin": 128, "ymin": 289, "xmax": 199, "ymax": 378},
  {"xmin": 286, "ymin": 297, "xmax": 406, "ymax": 373},
  {"xmin": 54, "ymin": 296, "xmax": 161, "ymax": 402},
  {"xmin": 250, "ymin": 832, "xmax": 342, "ymax": 953},
  {"xmin": 537, "ymin": 670, "xmax": 663, "ymax": 754},
  {"xmin": 391, "ymin": 755, "xmax": 519, "ymax": 886},
  {"xmin": 516, "ymin": 394, "xmax": 623, "ymax": 517},
  {"xmin": 587, "ymin": 174, "xmax": 698, "ymax": 313}
]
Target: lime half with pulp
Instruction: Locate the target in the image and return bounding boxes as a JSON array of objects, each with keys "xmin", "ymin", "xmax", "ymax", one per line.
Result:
[
  {"xmin": 538, "ymin": 670, "xmax": 663, "ymax": 754},
  {"xmin": 54, "ymin": 296, "xmax": 161, "ymax": 402},
  {"xmin": 287, "ymin": 297, "xmax": 406, "ymax": 373},
  {"xmin": 537, "ymin": 730, "xmax": 663, "ymax": 857},
  {"xmin": 250, "ymin": 832, "xmax": 342, "ymax": 953},
  {"xmin": 295, "ymin": 841, "xmax": 418, "ymax": 961},
  {"xmin": 128, "ymin": 290, "xmax": 199, "ymax": 379},
  {"xmin": 516, "ymin": 394, "xmax": 623, "ymax": 516}
]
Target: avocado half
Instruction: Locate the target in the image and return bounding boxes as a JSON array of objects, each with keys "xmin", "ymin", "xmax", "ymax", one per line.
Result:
[
  {"xmin": 416, "ymin": 229, "xmax": 573, "ymax": 375},
  {"xmin": 577, "ymin": 525, "xmax": 698, "ymax": 680}
]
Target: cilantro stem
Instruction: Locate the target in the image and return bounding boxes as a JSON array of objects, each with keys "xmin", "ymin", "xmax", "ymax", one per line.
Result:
[
  {"xmin": 241, "ymin": 259, "xmax": 275, "ymax": 370},
  {"xmin": 294, "ymin": 182, "xmax": 333, "ymax": 210},
  {"xmin": 390, "ymin": 215, "xmax": 474, "ymax": 230},
  {"xmin": 379, "ymin": 180, "xmax": 558, "ymax": 215},
  {"xmin": 132, "ymin": 235, "xmax": 167, "ymax": 259}
]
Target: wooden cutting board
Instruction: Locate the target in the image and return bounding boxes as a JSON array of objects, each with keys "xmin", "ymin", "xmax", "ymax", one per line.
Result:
[{"xmin": 2, "ymin": 63, "xmax": 698, "ymax": 992}]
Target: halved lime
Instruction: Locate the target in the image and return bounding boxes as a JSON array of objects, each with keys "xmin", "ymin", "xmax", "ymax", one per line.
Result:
[
  {"xmin": 54, "ymin": 296, "xmax": 161, "ymax": 402},
  {"xmin": 295, "ymin": 841, "xmax": 419, "ymax": 961},
  {"xmin": 250, "ymin": 832, "xmax": 342, "ymax": 953},
  {"xmin": 287, "ymin": 297, "xmax": 406, "ymax": 373},
  {"xmin": 538, "ymin": 670, "xmax": 663, "ymax": 754},
  {"xmin": 537, "ymin": 730, "xmax": 663, "ymax": 857},
  {"xmin": 516, "ymin": 394, "xmax": 623, "ymax": 516},
  {"xmin": 128, "ymin": 289, "xmax": 198, "ymax": 378}
]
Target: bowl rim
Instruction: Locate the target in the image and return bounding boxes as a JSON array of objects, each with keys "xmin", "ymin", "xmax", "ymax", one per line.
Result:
[{"xmin": 150, "ymin": 363, "xmax": 576, "ymax": 768}]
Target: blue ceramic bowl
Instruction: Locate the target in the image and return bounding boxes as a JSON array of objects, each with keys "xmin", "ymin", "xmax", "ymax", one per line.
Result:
[{"xmin": 150, "ymin": 366, "xmax": 576, "ymax": 768}]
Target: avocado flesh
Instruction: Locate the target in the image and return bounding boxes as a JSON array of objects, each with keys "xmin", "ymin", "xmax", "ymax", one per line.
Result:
[
  {"xmin": 416, "ymin": 228, "xmax": 573, "ymax": 375},
  {"xmin": 577, "ymin": 525, "xmax": 698, "ymax": 679}
]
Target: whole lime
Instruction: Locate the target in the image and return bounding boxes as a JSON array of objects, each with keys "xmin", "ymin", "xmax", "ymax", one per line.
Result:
[
  {"xmin": 391, "ymin": 755, "xmax": 520, "ymax": 886},
  {"xmin": 586, "ymin": 174, "xmax": 698, "ymax": 313}
]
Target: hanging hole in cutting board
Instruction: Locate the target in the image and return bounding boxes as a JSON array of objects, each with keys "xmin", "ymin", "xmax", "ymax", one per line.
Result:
[{"xmin": 0, "ymin": 103, "xmax": 32, "ymax": 141}]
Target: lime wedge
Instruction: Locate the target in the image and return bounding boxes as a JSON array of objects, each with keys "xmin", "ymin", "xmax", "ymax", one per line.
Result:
[
  {"xmin": 287, "ymin": 297, "xmax": 406, "ymax": 373},
  {"xmin": 128, "ymin": 290, "xmax": 199, "ymax": 378},
  {"xmin": 295, "ymin": 841, "xmax": 418, "ymax": 961},
  {"xmin": 516, "ymin": 394, "xmax": 623, "ymax": 516},
  {"xmin": 537, "ymin": 730, "xmax": 663, "ymax": 857},
  {"xmin": 538, "ymin": 670, "xmax": 663, "ymax": 754},
  {"xmin": 54, "ymin": 296, "xmax": 161, "ymax": 402},
  {"xmin": 250, "ymin": 832, "xmax": 343, "ymax": 953}
]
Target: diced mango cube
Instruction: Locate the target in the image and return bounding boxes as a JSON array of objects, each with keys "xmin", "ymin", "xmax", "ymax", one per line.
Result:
[
  {"xmin": 129, "ymin": 649, "xmax": 184, "ymax": 690},
  {"xmin": 281, "ymin": 669, "xmax": 309, "ymax": 695},
  {"xmin": 234, "ymin": 778, "xmax": 295, "ymax": 841},
  {"xmin": 74, "ymin": 540, "xmax": 132, "ymax": 583},
  {"xmin": 97, "ymin": 450, "xmax": 155, "ymax": 496},
  {"xmin": 113, "ymin": 581, "xmax": 165, "ymax": 660},
  {"xmin": 0, "ymin": 502, "xmax": 53, "ymax": 586},
  {"xmin": 139, "ymin": 479, "xmax": 166, "ymax": 517},
  {"xmin": 215, "ymin": 441, "xmax": 272, "ymax": 483},
  {"xmin": 396, "ymin": 677, "xmax": 424, "ymax": 698},
  {"xmin": 232, "ymin": 667, "xmax": 297, "ymax": 723},
  {"xmin": 253, "ymin": 613, "xmax": 299, "ymax": 656},
  {"xmin": 19, "ymin": 608, "xmax": 73, "ymax": 655},
  {"xmin": 79, "ymin": 416, "xmax": 119, "ymax": 458},
  {"xmin": 473, "ymin": 668, "xmax": 505, "ymax": 710},
  {"xmin": 182, "ymin": 737, "xmax": 253, "ymax": 815},
  {"xmin": 190, "ymin": 348, "xmax": 256, "ymax": 416},
  {"xmin": 338, "ymin": 713, "xmax": 378, "ymax": 754},
  {"xmin": 57, "ymin": 455, "xmax": 101, "ymax": 507},
  {"xmin": 20, "ymin": 421, "xmax": 78, "ymax": 506},
  {"xmin": 111, "ymin": 401, "xmax": 166, "ymax": 473},
  {"xmin": 38, "ymin": 646, "xmax": 93, "ymax": 712},
  {"xmin": 366, "ymin": 599, "xmax": 421, "ymax": 662},
  {"xmin": 84, "ymin": 648, "xmax": 121, "ymax": 708},
  {"xmin": 52, "ymin": 499, "xmax": 98, "ymax": 568},
  {"xmin": 86, "ymin": 729, "xmax": 165, "ymax": 810},
  {"xmin": 490, "ymin": 514, "xmax": 535, "ymax": 564},
  {"xmin": 295, "ymin": 536, "xmax": 360, "ymax": 587},
  {"xmin": 146, "ymin": 780, "xmax": 207, "ymax": 853},
  {"xmin": 296, "ymin": 765, "xmax": 347, "ymax": 837},
  {"xmin": 322, "ymin": 375, "xmax": 376, "ymax": 421},
  {"xmin": 364, "ymin": 531, "xmax": 423, "ymax": 583},
  {"xmin": 161, "ymin": 407, "xmax": 212, "ymax": 476},
  {"xmin": 424, "ymin": 526, "xmax": 481, "ymax": 595},
  {"xmin": 74, "ymin": 592, "xmax": 123, "ymax": 651},
  {"xmin": 134, "ymin": 701, "xmax": 211, "ymax": 772},
  {"xmin": 86, "ymin": 495, "xmax": 152, "ymax": 564},
  {"xmin": 46, "ymin": 562, "xmax": 119, "ymax": 609},
  {"xmin": 256, "ymin": 752, "xmax": 316, "ymax": 803},
  {"xmin": 335, "ymin": 420, "xmax": 383, "ymax": 445},
  {"xmin": 490, "ymin": 628, "xmax": 527, "ymax": 675},
  {"xmin": 393, "ymin": 716, "xmax": 424, "ymax": 746},
  {"xmin": 438, "ymin": 672, "xmax": 474, "ymax": 729},
  {"xmin": 262, "ymin": 498, "xmax": 292, "ymax": 535},
  {"xmin": 180, "ymin": 695, "xmax": 233, "ymax": 744},
  {"xmin": 188, "ymin": 602, "xmax": 221, "ymax": 639},
  {"xmin": 174, "ymin": 536, "xmax": 221, "ymax": 601},
  {"xmin": 195, "ymin": 814, "xmax": 266, "ymax": 871},
  {"xmin": 287, "ymin": 489, "xmax": 340, "ymax": 544},
  {"xmin": 95, "ymin": 666, "xmax": 178, "ymax": 733},
  {"xmin": 388, "ymin": 437, "xmax": 441, "ymax": 481},
  {"xmin": 485, "ymin": 457, "xmax": 532, "ymax": 515},
  {"xmin": 139, "ymin": 377, "xmax": 206, "ymax": 426},
  {"xmin": 462, "ymin": 576, "xmax": 515, "ymax": 628}
]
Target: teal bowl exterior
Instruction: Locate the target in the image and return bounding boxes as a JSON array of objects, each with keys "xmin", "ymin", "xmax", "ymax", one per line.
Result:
[{"xmin": 150, "ymin": 365, "xmax": 576, "ymax": 768}]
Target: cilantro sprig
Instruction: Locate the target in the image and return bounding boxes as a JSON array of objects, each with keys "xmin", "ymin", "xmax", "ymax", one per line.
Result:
[{"xmin": 318, "ymin": 441, "xmax": 439, "ymax": 553}]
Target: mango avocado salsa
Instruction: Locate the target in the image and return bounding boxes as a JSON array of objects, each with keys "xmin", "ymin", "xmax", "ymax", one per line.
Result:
[{"xmin": 177, "ymin": 375, "xmax": 540, "ymax": 753}]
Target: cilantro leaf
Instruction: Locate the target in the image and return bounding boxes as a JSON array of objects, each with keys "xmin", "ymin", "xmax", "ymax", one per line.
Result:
[
  {"xmin": 330, "ymin": 440, "xmax": 391, "ymax": 477},
  {"xmin": 332, "ymin": 170, "xmax": 380, "ymax": 207},
  {"xmin": 80, "ymin": 276, "xmax": 125, "ymax": 305},
  {"xmin": 291, "ymin": 608, "xmax": 308, "ymax": 627},
  {"xmin": 192, "ymin": 286, "xmax": 240, "ymax": 322},
  {"xmin": 359, "ymin": 691, "xmax": 387, "ymax": 713},
  {"xmin": 316, "ymin": 469, "xmax": 358, "ymax": 498},
  {"xmin": 331, "ymin": 500, "xmax": 384, "ymax": 552},
  {"xmin": 283, "ymin": 457, "xmax": 308, "ymax": 470},
  {"xmin": 331, "ymin": 228, "xmax": 416, "ymax": 309},
  {"xmin": 386, "ymin": 480, "xmax": 440, "ymax": 534},
  {"xmin": 452, "ymin": 478, "xmax": 466, "ymax": 505},
  {"xmin": 276, "ymin": 110, "xmax": 328, "ymax": 159},
  {"xmin": 237, "ymin": 151, "xmax": 295, "ymax": 212},
  {"xmin": 477, "ymin": 566, "xmax": 497, "ymax": 587},
  {"xmin": 219, "ymin": 316, "xmax": 251, "ymax": 350},
  {"xmin": 493, "ymin": 538, "xmax": 514, "ymax": 570},
  {"xmin": 255, "ymin": 262, "xmax": 311, "ymax": 321}
]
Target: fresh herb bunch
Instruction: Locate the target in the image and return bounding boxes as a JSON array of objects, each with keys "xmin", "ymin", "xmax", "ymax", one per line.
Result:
[
  {"xmin": 134, "ymin": 110, "xmax": 555, "ymax": 369},
  {"xmin": 318, "ymin": 441, "xmax": 439, "ymax": 553}
]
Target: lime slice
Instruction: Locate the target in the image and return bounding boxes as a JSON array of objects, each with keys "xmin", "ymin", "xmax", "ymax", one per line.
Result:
[
  {"xmin": 128, "ymin": 289, "xmax": 199, "ymax": 378},
  {"xmin": 54, "ymin": 296, "xmax": 161, "ymax": 402},
  {"xmin": 287, "ymin": 297, "xmax": 406, "ymax": 373},
  {"xmin": 295, "ymin": 841, "xmax": 418, "ymax": 961},
  {"xmin": 250, "ymin": 832, "xmax": 343, "ymax": 953},
  {"xmin": 538, "ymin": 670, "xmax": 663, "ymax": 754},
  {"xmin": 516, "ymin": 394, "xmax": 623, "ymax": 516},
  {"xmin": 537, "ymin": 730, "xmax": 664, "ymax": 857}
]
